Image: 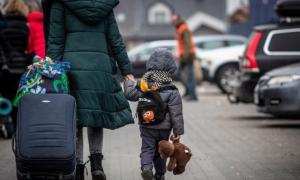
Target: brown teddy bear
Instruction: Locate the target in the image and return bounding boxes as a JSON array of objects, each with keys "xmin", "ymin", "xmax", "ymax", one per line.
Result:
[{"xmin": 158, "ymin": 137, "xmax": 192, "ymax": 175}]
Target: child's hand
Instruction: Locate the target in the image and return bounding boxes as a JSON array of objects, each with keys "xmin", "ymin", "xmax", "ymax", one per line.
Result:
[
  {"xmin": 171, "ymin": 134, "xmax": 181, "ymax": 141},
  {"xmin": 125, "ymin": 74, "xmax": 135, "ymax": 82}
]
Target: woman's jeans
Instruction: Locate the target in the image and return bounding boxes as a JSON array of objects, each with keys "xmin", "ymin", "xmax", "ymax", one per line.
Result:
[
  {"xmin": 177, "ymin": 62, "xmax": 197, "ymax": 99},
  {"xmin": 77, "ymin": 127, "xmax": 103, "ymax": 164}
]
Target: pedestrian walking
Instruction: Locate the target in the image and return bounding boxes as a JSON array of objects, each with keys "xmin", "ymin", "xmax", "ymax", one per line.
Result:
[
  {"xmin": 26, "ymin": 2, "xmax": 45, "ymax": 58},
  {"xmin": 0, "ymin": 0, "xmax": 29, "ymax": 128},
  {"xmin": 0, "ymin": 10, "xmax": 7, "ymax": 75},
  {"xmin": 172, "ymin": 14, "xmax": 198, "ymax": 101},
  {"xmin": 0, "ymin": 11, "xmax": 7, "ymax": 29},
  {"xmin": 24, "ymin": 0, "xmax": 41, "ymax": 11},
  {"xmin": 0, "ymin": 10, "xmax": 7, "ymax": 68},
  {"xmin": 42, "ymin": 0, "xmax": 135, "ymax": 179},
  {"xmin": 124, "ymin": 48, "xmax": 184, "ymax": 180}
]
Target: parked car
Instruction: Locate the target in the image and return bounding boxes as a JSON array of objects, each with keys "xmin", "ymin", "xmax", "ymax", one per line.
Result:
[
  {"xmin": 254, "ymin": 63, "xmax": 300, "ymax": 117},
  {"xmin": 194, "ymin": 35, "xmax": 247, "ymax": 58},
  {"xmin": 200, "ymin": 45, "xmax": 246, "ymax": 93},
  {"xmin": 229, "ymin": 0, "xmax": 300, "ymax": 104},
  {"xmin": 127, "ymin": 35, "xmax": 247, "ymax": 78},
  {"xmin": 127, "ymin": 40, "xmax": 176, "ymax": 78}
]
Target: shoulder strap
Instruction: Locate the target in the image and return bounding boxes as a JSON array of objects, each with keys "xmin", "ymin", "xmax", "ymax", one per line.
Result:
[{"xmin": 158, "ymin": 85, "xmax": 178, "ymax": 92}]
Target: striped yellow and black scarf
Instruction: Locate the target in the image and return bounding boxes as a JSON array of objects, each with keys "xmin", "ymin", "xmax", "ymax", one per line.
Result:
[{"xmin": 140, "ymin": 70, "xmax": 172, "ymax": 92}]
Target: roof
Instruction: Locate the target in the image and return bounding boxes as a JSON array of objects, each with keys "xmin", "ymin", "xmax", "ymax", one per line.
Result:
[
  {"xmin": 115, "ymin": 0, "xmax": 227, "ymax": 40},
  {"xmin": 187, "ymin": 12, "xmax": 227, "ymax": 33},
  {"xmin": 253, "ymin": 23, "xmax": 300, "ymax": 32}
]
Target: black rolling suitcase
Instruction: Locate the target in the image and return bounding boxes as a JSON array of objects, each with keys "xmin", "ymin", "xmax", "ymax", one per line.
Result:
[{"xmin": 13, "ymin": 94, "xmax": 77, "ymax": 180}]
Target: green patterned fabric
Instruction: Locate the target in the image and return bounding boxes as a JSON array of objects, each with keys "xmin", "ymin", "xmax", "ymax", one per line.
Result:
[
  {"xmin": 42, "ymin": 0, "xmax": 134, "ymax": 129},
  {"xmin": 13, "ymin": 56, "xmax": 71, "ymax": 107}
]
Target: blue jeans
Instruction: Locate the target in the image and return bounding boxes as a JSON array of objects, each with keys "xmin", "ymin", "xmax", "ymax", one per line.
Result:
[{"xmin": 177, "ymin": 62, "xmax": 197, "ymax": 99}]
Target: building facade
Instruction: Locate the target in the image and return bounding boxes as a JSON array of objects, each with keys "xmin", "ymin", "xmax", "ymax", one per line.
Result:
[{"xmin": 114, "ymin": 0, "xmax": 227, "ymax": 48}]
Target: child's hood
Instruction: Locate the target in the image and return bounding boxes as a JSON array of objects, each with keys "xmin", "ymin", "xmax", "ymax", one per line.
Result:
[{"xmin": 146, "ymin": 48, "xmax": 177, "ymax": 74}]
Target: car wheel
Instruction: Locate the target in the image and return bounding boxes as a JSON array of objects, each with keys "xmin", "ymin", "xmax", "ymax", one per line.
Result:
[{"xmin": 216, "ymin": 65, "xmax": 239, "ymax": 93}]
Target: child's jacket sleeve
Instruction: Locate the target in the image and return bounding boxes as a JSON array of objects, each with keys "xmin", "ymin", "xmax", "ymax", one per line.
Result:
[
  {"xmin": 168, "ymin": 90, "xmax": 184, "ymax": 135},
  {"xmin": 124, "ymin": 79, "xmax": 143, "ymax": 101}
]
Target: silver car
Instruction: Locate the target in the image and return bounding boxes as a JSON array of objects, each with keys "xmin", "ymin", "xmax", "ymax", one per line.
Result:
[{"xmin": 127, "ymin": 35, "xmax": 247, "ymax": 78}]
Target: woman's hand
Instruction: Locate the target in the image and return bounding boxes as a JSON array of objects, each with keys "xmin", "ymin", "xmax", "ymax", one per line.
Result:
[{"xmin": 125, "ymin": 74, "xmax": 135, "ymax": 82}]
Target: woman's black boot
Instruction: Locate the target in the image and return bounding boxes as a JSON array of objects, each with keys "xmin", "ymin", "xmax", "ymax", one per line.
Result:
[
  {"xmin": 89, "ymin": 153, "xmax": 106, "ymax": 180},
  {"xmin": 75, "ymin": 164, "xmax": 85, "ymax": 180}
]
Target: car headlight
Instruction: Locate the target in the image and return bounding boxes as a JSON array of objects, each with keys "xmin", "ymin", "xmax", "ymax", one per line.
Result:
[{"xmin": 267, "ymin": 75, "xmax": 300, "ymax": 85}]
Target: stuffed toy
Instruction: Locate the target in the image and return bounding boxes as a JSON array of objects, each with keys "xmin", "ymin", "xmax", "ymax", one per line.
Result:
[{"xmin": 158, "ymin": 136, "xmax": 192, "ymax": 175}]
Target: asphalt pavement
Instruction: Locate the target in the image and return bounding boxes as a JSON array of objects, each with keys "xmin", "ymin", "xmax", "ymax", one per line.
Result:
[{"xmin": 1, "ymin": 82, "xmax": 300, "ymax": 180}]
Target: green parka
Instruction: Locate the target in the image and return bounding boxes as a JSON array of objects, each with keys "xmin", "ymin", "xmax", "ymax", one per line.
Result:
[{"xmin": 42, "ymin": 0, "xmax": 134, "ymax": 129}]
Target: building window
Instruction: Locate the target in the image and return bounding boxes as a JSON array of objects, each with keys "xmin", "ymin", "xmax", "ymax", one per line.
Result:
[
  {"xmin": 148, "ymin": 2, "xmax": 171, "ymax": 25},
  {"xmin": 155, "ymin": 12, "xmax": 166, "ymax": 24}
]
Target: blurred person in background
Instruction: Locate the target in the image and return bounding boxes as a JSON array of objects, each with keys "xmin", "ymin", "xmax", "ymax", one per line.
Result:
[
  {"xmin": 26, "ymin": 2, "xmax": 45, "ymax": 58},
  {"xmin": 0, "ymin": 0, "xmax": 29, "ymax": 128},
  {"xmin": 0, "ymin": 7, "xmax": 7, "ymax": 73},
  {"xmin": 24, "ymin": 0, "xmax": 42, "ymax": 11},
  {"xmin": 172, "ymin": 14, "xmax": 198, "ymax": 101},
  {"xmin": 0, "ymin": 10, "xmax": 7, "ymax": 29},
  {"xmin": 0, "ymin": 7, "xmax": 8, "ymax": 66}
]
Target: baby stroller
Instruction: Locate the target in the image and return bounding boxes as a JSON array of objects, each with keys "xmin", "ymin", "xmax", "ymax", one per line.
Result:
[{"xmin": 0, "ymin": 93, "xmax": 14, "ymax": 139}]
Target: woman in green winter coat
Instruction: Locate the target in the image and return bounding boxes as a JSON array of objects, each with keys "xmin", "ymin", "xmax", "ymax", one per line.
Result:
[{"xmin": 42, "ymin": 0, "xmax": 134, "ymax": 179}]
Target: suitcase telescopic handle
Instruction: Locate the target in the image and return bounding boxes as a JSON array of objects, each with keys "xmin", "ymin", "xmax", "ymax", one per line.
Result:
[{"xmin": 11, "ymin": 133, "xmax": 15, "ymax": 154}]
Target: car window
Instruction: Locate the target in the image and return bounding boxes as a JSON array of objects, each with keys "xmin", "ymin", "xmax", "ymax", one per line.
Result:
[
  {"xmin": 140, "ymin": 46, "xmax": 174, "ymax": 56},
  {"xmin": 134, "ymin": 45, "xmax": 175, "ymax": 61},
  {"xmin": 162, "ymin": 46, "xmax": 175, "ymax": 51},
  {"xmin": 138, "ymin": 48, "xmax": 156, "ymax": 61},
  {"xmin": 128, "ymin": 44, "xmax": 149, "ymax": 57},
  {"xmin": 201, "ymin": 41, "xmax": 225, "ymax": 50},
  {"xmin": 268, "ymin": 31, "xmax": 300, "ymax": 52},
  {"xmin": 227, "ymin": 40, "xmax": 245, "ymax": 46}
]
